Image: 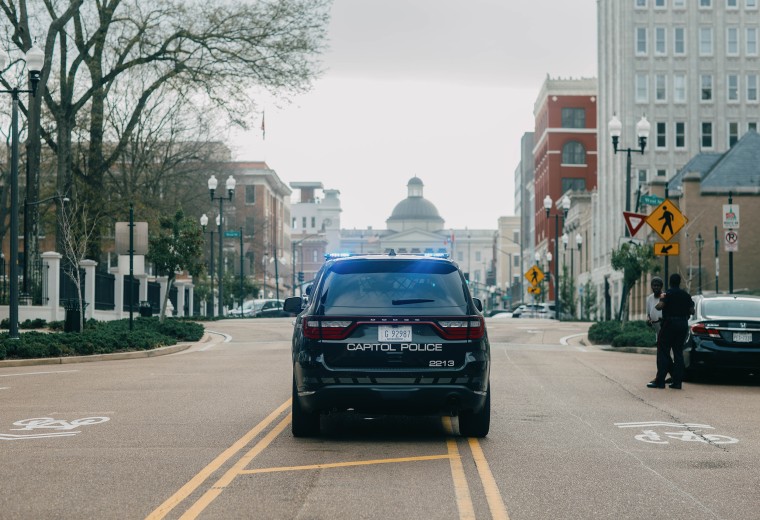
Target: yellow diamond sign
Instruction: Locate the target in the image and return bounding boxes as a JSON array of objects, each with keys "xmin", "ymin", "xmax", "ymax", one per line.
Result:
[
  {"xmin": 525, "ymin": 265, "xmax": 544, "ymax": 287},
  {"xmin": 646, "ymin": 199, "xmax": 688, "ymax": 242}
]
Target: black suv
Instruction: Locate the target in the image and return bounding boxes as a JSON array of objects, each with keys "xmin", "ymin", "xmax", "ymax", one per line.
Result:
[{"xmin": 283, "ymin": 252, "xmax": 490, "ymax": 437}]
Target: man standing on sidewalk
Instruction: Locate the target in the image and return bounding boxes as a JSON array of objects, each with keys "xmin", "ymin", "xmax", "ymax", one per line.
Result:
[
  {"xmin": 646, "ymin": 276, "xmax": 669, "ymax": 387},
  {"xmin": 650, "ymin": 273, "xmax": 695, "ymax": 390}
]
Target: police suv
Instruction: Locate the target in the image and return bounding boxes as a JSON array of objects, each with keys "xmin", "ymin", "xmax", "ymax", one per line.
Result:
[{"xmin": 283, "ymin": 251, "xmax": 491, "ymax": 437}]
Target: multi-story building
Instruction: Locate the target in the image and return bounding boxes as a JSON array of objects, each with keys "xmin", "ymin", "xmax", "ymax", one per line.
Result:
[
  {"xmin": 596, "ymin": 0, "xmax": 760, "ymax": 316},
  {"xmin": 515, "ymin": 132, "xmax": 535, "ymax": 304},
  {"xmin": 532, "ymin": 76, "xmax": 598, "ymax": 303}
]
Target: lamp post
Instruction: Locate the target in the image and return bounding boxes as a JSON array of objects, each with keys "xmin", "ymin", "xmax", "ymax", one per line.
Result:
[
  {"xmin": 208, "ymin": 174, "xmax": 236, "ymax": 317},
  {"xmin": 608, "ymin": 114, "xmax": 650, "ymax": 233},
  {"xmin": 291, "ymin": 234, "xmax": 321, "ymax": 296},
  {"xmin": 200, "ymin": 214, "xmax": 216, "ymax": 317},
  {"xmin": 696, "ymin": 233, "xmax": 705, "ymax": 295},
  {"xmin": 22, "ymin": 194, "xmax": 68, "ymax": 298},
  {"xmin": 544, "ymin": 195, "xmax": 570, "ymax": 321},
  {"xmin": 0, "ymin": 44, "xmax": 44, "ymax": 339}
]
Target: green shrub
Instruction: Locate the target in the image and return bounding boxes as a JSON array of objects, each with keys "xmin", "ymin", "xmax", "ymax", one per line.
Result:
[
  {"xmin": 588, "ymin": 320, "xmax": 656, "ymax": 347},
  {"xmin": 0, "ymin": 318, "xmax": 205, "ymax": 360},
  {"xmin": 611, "ymin": 330, "xmax": 657, "ymax": 348},
  {"xmin": 587, "ymin": 321, "xmax": 623, "ymax": 344}
]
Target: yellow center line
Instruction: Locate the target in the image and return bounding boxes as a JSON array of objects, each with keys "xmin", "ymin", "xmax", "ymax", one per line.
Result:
[
  {"xmin": 468, "ymin": 438, "xmax": 510, "ymax": 520},
  {"xmin": 444, "ymin": 418, "xmax": 476, "ymax": 520},
  {"xmin": 178, "ymin": 413, "xmax": 291, "ymax": 520},
  {"xmin": 241, "ymin": 454, "xmax": 453, "ymax": 474},
  {"xmin": 144, "ymin": 399, "xmax": 291, "ymax": 520}
]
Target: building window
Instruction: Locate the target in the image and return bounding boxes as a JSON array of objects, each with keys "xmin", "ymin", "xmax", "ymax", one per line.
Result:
[
  {"xmin": 657, "ymin": 169, "xmax": 667, "ymax": 177},
  {"xmin": 702, "ymin": 122, "xmax": 714, "ymax": 148},
  {"xmin": 636, "ymin": 27, "xmax": 648, "ymax": 55},
  {"xmin": 656, "ymin": 122, "xmax": 667, "ymax": 148},
  {"xmin": 475, "ymin": 251, "xmax": 482, "ymax": 262},
  {"xmin": 513, "ymin": 255, "xmax": 520, "ymax": 268},
  {"xmin": 744, "ymin": 81, "xmax": 760, "ymax": 107},
  {"xmin": 747, "ymin": 28, "xmax": 758, "ymax": 55},
  {"xmin": 700, "ymin": 0, "xmax": 712, "ymax": 7},
  {"xmin": 310, "ymin": 216, "xmax": 315, "ymax": 228},
  {"xmin": 701, "ymin": 75, "xmax": 713, "ymax": 101},
  {"xmin": 728, "ymin": 74, "xmax": 739, "ymax": 102},
  {"xmin": 655, "ymin": 74, "xmax": 667, "ymax": 102},
  {"xmin": 561, "ymin": 141, "xmax": 586, "ymax": 165},
  {"xmin": 727, "ymin": 27, "xmax": 739, "ymax": 56},
  {"xmin": 674, "ymin": 27, "xmax": 686, "ymax": 55},
  {"xmin": 638, "ymin": 169, "xmax": 648, "ymax": 186},
  {"xmin": 728, "ymin": 122, "xmax": 740, "ymax": 146},
  {"xmin": 312, "ymin": 250, "xmax": 318, "ymax": 262},
  {"xmin": 635, "ymin": 0, "xmax": 647, "ymax": 7},
  {"xmin": 561, "ymin": 108, "xmax": 586, "ymax": 128},
  {"xmin": 673, "ymin": 0, "xmax": 685, "ymax": 6},
  {"xmin": 292, "ymin": 217, "xmax": 296, "ymax": 229},
  {"xmin": 748, "ymin": 0, "xmax": 758, "ymax": 9},
  {"xmin": 457, "ymin": 252, "xmax": 463, "ymax": 262},
  {"xmin": 727, "ymin": 0, "xmax": 738, "ymax": 7},
  {"xmin": 655, "ymin": 27, "xmax": 667, "ymax": 55},
  {"xmin": 635, "ymin": 74, "xmax": 649, "ymax": 102},
  {"xmin": 749, "ymin": 122, "xmax": 758, "ymax": 131},
  {"xmin": 245, "ymin": 216, "xmax": 255, "ymax": 236},
  {"xmin": 513, "ymin": 230, "xmax": 520, "ymax": 243},
  {"xmin": 655, "ymin": 0, "xmax": 666, "ymax": 6},
  {"xmin": 699, "ymin": 27, "xmax": 713, "ymax": 55},
  {"xmin": 674, "ymin": 74, "xmax": 687, "ymax": 102},
  {"xmin": 561, "ymin": 178, "xmax": 587, "ymax": 192},
  {"xmin": 245, "ymin": 185, "xmax": 255, "ymax": 204},
  {"xmin": 302, "ymin": 217, "xmax": 307, "ymax": 229},
  {"xmin": 675, "ymin": 122, "xmax": 686, "ymax": 148}
]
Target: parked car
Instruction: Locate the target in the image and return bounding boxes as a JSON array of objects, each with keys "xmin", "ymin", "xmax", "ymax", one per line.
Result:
[
  {"xmin": 537, "ymin": 303, "xmax": 556, "ymax": 320},
  {"xmin": 685, "ymin": 294, "xmax": 760, "ymax": 380},
  {"xmin": 284, "ymin": 252, "xmax": 491, "ymax": 438},
  {"xmin": 251, "ymin": 299, "xmax": 288, "ymax": 318},
  {"xmin": 487, "ymin": 309, "xmax": 511, "ymax": 318},
  {"xmin": 229, "ymin": 300, "xmax": 256, "ymax": 318},
  {"xmin": 512, "ymin": 304, "xmax": 541, "ymax": 318}
]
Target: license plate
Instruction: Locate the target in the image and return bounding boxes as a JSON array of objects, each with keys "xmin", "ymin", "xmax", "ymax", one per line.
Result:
[
  {"xmin": 733, "ymin": 332, "xmax": 753, "ymax": 342},
  {"xmin": 378, "ymin": 325, "xmax": 412, "ymax": 342}
]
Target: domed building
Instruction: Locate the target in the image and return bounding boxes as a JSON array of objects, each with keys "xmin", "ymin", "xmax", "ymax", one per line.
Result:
[{"xmin": 386, "ymin": 177, "xmax": 445, "ymax": 232}]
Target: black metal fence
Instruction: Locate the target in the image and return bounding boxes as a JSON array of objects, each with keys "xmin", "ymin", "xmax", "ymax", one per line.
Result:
[
  {"xmin": 123, "ymin": 275, "xmax": 140, "ymax": 312},
  {"xmin": 94, "ymin": 271, "xmax": 115, "ymax": 310}
]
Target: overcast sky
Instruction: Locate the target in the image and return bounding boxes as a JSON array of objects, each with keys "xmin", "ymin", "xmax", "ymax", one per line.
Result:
[{"xmin": 230, "ymin": 0, "xmax": 597, "ymax": 231}]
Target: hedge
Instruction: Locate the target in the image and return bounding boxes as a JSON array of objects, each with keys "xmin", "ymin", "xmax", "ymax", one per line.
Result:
[{"xmin": 587, "ymin": 320, "xmax": 656, "ymax": 348}]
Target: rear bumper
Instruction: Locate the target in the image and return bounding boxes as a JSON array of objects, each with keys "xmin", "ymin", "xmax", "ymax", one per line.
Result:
[{"xmin": 688, "ymin": 341, "xmax": 760, "ymax": 371}]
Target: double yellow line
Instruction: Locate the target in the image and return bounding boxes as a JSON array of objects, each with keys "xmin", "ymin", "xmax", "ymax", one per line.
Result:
[{"xmin": 146, "ymin": 401, "xmax": 509, "ymax": 520}]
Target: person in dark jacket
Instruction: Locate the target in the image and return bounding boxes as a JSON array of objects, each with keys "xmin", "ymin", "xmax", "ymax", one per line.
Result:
[{"xmin": 648, "ymin": 273, "xmax": 694, "ymax": 389}]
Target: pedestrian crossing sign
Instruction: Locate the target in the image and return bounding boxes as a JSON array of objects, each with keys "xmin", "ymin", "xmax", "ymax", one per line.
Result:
[
  {"xmin": 645, "ymin": 199, "xmax": 687, "ymax": 242},
  {"xmin": 525, "ymin": 265, "xmax": 544, "ymax": 287}
]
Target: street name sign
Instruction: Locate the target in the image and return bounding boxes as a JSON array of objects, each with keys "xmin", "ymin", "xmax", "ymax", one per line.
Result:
[
  {"xmin": 640, "ymin": 194, "xmax": 665, "ymax": 206},
  {"xmin": 224, "ymin": 230, "xmax": 241, "ymax": 238},
  {"xmin": 645, "ymin": 199, "xmax": 688, "ymax": 242}
]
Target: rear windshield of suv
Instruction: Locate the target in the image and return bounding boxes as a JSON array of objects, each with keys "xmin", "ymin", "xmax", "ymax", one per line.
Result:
[{"xmin": 316, "ymin": 259, "xmax": 469, "ymax": 316}]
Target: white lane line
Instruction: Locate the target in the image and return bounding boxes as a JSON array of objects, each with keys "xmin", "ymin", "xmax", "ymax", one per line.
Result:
[{"xmin": 0, "ymin": 370, "xmax": 79, "ymax": 378}]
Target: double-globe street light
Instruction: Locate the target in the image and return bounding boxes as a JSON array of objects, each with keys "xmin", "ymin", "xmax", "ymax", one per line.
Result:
[
  {"xmin": 561, "ymin": 232, "xmax": 583, "ymax": 318},
  {"xmin": 200, "ymin": 213, "xmax": 220, "ymax": 316},
  {"xmin": 0, "ymin": 44, "xmax": 44, "ymax": 339},
  {"xmin": 207, "ymin": 174, "xmax": 236, "ymax": 317},
  {"xmin": 696, "ymin": 233, "xmax": 705, "ymax": 295},
  {"xmin": 544, "ymin": 195, "xmax": 570, "ymax": 321},
  {"xmin": 608, "ymin": 114, "xmax": 650, "ymax": 232},
  {"xmin": 534, "ymin": 250, "xmax": 552, "ymax": 311}
]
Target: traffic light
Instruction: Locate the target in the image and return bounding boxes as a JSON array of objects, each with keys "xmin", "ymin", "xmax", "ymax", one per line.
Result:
[{"xmin": 298, "ymin": 271, "xmax": 304, "ymax": 283}]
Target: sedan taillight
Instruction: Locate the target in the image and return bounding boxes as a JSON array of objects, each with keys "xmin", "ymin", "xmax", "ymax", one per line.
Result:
[
  {"xmin": 436, "ymin": 317, "xmax": 485, "ymax": 340},
  {"xmin": 303, "ymin": 318, "xmax": 356, "ymax": 340},
  {"xmin": 691, "ymin": 323, "xmax": 721, "ymax": 338}
]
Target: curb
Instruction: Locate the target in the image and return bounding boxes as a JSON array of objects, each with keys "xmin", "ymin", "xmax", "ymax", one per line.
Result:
[
  {"xmin": 0, "ymin": 342, "xmax": 193, "ymax": 368},
  {"xmin": 599, "ymin": 345, "xmax": 656, "ymax": 355}
]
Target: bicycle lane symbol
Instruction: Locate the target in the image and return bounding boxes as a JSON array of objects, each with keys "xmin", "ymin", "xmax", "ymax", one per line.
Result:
[
  {"xmin": 0, "ymin": 417, "xmax": 110, "ymax": 440},
  {"xmin": 615, "ymin": 421, "xmax": 738, "ymax": 445}
]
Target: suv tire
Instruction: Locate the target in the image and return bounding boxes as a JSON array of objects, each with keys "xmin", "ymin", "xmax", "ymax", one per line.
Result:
[
  {"xmin": 458, "ymin": 385, "xmax": 490, "ymax": 438},
  {"xmin": 292, "ymin": 378, "xmax": 320, "ymax": 437}
]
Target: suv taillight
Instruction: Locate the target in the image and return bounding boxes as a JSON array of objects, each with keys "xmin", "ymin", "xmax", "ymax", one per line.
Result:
[
  {"xmin": 303, "ymin": 318, "xmax": 356, "ymax": 340},
  {"xmin": 436, "ymin": 317, "xmax": 485, "ymax": 340}
]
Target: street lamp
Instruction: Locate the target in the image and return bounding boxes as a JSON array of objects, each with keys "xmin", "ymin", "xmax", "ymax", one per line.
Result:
[
  {"xmin": 291, "ymin": 234, "xmax": 321, "ymax": 296},
  {"xmin": 608, "ymin": 114, "xmax": 650, "ymax": 230},
  {"xmin": 200, "ymin": 214, "xmax": 216, "ymax": 317},
  {"xmin": 22, "ymin": 194, "xmax": 69, "ymax": 298},
  {"xmin": 0, "ymin": 44, "xmax": 45, "ymax": 339},
  {"xmin": 696, "ymin": 233, "xmax": 705, "ymax": 295},
  {"xmin": 208, "ymin": 174, "xmax": 236, "ymax": 317},
  {"xmin": 544, "ymin": 195, "xmax": 570, "ymax": 321}
]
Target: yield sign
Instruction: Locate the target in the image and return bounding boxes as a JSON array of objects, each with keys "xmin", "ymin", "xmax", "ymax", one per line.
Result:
[{"xmin": 623, "ymin": 212, "xmax": 648, "ymax": 237}]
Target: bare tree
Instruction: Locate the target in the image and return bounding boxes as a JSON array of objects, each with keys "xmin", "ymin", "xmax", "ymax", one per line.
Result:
[
  {"xmin": 2, "ymin": 0, "xmax": 330, "ymax": 258},
  {"xmin": 59, "ymin": 196, "xmax": 99, "ymax": 331}
]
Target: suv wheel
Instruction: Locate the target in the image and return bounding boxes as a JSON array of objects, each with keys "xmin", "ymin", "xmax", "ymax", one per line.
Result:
[
  {"xmin": 458, "ymin": 385, "xmax": 490, "ymax": 438},
  {"xmin": 292, "ymin": 378, "xmax": 320, "ymax": 437}
]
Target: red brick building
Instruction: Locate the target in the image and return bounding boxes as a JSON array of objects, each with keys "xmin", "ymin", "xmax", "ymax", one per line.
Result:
[{"xmin": 533, "ymin": 77, "xmax": 597, "ymax": 301}]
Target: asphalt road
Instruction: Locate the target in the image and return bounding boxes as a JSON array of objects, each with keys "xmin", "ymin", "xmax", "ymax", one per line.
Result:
[{"xmin": 1, "ymin": 317, "xmax": 758, "ymax": 519}]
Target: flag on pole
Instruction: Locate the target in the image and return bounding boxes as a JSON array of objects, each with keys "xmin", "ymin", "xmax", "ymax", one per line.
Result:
[{"xmin": 261, "ymin": 111, "xmax": 266, "ymax": 140}]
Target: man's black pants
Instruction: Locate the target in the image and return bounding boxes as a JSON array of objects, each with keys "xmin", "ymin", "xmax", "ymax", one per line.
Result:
[{"xmin": 656, "ymin": 318, "xmax": 688, "ymax": 385}]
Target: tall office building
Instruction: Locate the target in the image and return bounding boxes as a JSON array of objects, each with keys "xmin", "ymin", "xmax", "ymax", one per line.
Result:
[{"xmin": 595, "ymin": 0, "xmax": 760, "ymax": 312}]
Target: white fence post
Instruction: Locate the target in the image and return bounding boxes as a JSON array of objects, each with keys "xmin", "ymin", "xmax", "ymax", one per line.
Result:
[
  {"xmin": 42, "ymin": 251, "xmax": 63, "ymax": 323},
  {"xmin": 80, "ymin": 259, "xmax": 97, "ymax": 320}
]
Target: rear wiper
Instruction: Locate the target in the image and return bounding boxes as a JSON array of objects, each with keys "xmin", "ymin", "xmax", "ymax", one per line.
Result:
[{"xmin": 392, "ymin": 299, "xmax": 435, "ymax": 305}]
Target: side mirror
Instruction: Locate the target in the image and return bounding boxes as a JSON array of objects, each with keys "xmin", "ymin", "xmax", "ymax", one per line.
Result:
[
  {"xmin": 284, "ymin": 296, "xmax": 304, "ymax": 314},
  {"xmin": 472, "ymin": 298, "xmax": 483, "ymax": 313},
  {"xmin": 305, "ymin": 284, "xmax": 313, "ymax": 296}
]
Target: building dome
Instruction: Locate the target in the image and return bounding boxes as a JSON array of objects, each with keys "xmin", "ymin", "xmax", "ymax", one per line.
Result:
[{"xmin": 386, "ymin": 177, "xmax": 445, "ymax": 232}]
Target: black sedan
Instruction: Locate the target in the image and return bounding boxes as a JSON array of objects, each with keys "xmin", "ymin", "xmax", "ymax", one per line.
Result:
[{"xmin": 685, "ymin": 294, "xmax": 760, "ymax": 380}]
